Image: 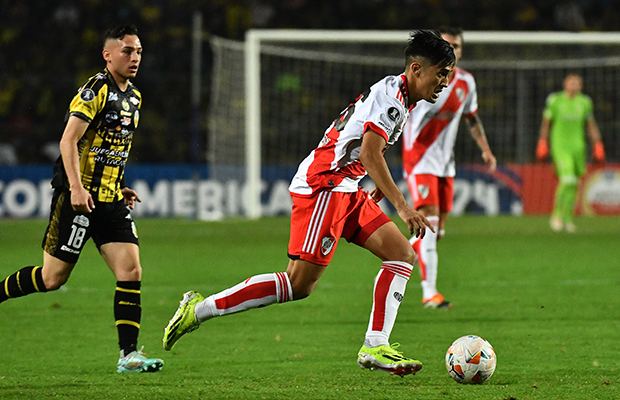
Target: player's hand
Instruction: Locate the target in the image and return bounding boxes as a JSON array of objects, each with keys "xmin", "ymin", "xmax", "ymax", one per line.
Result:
[
  {"xmin": 369, "ymin": 187, "xmax": 385, "ymax": 203},
  {"xmin": 535, "ymin": 138, "xmax": 549, "ymax": 162},
  {"xmin": 482, "ymin": 150, "xmax": 497, "ymax": 173},
  {"xmin": 70, "ymin": 186, "xmax": 95, "ymax": 213},
  {"xmin": 121, "ymin": 187, "xmax": 142, "ymax": 210},
  {"xmin": 593, "ymin": 141, "xmax": 606, "ymax": 164},
  {"xmin": 398, "ymin": 206, "xmax": 435, "ymax": 239}
]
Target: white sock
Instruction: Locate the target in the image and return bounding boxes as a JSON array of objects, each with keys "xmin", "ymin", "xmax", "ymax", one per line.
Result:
[
  {"xmin": 194, "ymin": 272, "xmax": 292, "ymax": 323},
  {"xmin": 364, "ymin": 261, "xmax": 413, "ymax": 347},
  {"xmin": 419, "ymin": 216, "xmax": 439, "ymax": 300}
]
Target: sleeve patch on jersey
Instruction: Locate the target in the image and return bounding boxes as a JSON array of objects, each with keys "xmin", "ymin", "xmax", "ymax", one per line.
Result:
[
  {"xmin": 80, "ymin": 88, "xmax": 95, "ymax": 102},
  {"xmin": 387, "ymin": 107, "xmax": 400, "ymax": 121}
]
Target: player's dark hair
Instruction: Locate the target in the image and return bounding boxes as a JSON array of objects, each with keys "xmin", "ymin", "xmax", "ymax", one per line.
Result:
[
  {"xmin": 405, "ymin": 29, "xmax": 455, "ymax": 69},
  {"xmin": 104, "ymin": 24, "xmax": 139, "ymax": 46}
]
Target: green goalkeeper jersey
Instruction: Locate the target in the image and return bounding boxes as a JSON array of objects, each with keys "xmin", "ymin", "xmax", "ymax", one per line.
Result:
[{"xmin": 542, "ymin": 91, "xmax": 593, "ymax": 154}]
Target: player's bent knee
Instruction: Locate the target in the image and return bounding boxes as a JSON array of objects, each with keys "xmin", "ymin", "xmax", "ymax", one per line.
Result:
[
  {"xmin": 116, "ymin": 264, "xmax": 142, "ymax": 281},
  {"xmin": 291, "ymin": 285, "xmax": 313, "ymax": 300},
  {"xmin": 42, "ymin": 274, "xmax": 69, "ymax": 291},
  {"xmin": 393, "ymin": 244, "xmax": 417, "ymax": 266}
]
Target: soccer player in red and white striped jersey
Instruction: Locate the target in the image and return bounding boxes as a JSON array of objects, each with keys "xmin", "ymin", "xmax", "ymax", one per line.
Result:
[
  {"xmin": 164, "ymin": 30, "xmax": 455, "ymax": 377},
  {"xmin": 402, "ymin": 27, "xmax": 497, "ymax": 309}
]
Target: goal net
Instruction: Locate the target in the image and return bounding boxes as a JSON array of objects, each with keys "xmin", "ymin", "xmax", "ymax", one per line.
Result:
[{"xmin": 209, "ymin": 30, "xmax": 620, "ymax": 218}]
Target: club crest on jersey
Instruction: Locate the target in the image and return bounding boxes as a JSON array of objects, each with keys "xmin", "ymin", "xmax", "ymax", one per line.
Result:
[
  {"xmin": 105, "ymin": 111, "xmax": 118, "ymax": 123},
  {"xmin": 456, "ymin": 87, "xmax": 465, "ymax": 102},
  {"xmin": 320, "ymin": 236, "xmax": 336, "ymax": 255},
  {"xmin": 417, "ymin": 184, "xmax": 430, "ymax": 199},
  {"xmin": 72, "ymin": 215, "xmax": 90, "ymax": 228},
  {"xmin": 387, "ymin": 107, "xmax": 400, "ymax": 121},
  {"xmin": 80, "ymin": 88, "xmax": 95, "ymax": 102},
  {"xmin": 122, "ymin": 99, "xmax": 130, "ymax": 111}
]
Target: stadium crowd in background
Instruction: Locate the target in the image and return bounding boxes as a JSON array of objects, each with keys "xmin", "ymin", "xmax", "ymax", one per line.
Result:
[{"xmin": 1, "ymin": 0, "xmax": 619, "ymax": 165}]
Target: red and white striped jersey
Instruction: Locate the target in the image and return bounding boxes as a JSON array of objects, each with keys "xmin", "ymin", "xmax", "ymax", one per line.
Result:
[
  {"xmin": 290, "ymin": 74, "xmax": 413, "ymax": 197},
  {"xmin": 402, "ymin": 67, "xmax": 477, "ymax": 178}
]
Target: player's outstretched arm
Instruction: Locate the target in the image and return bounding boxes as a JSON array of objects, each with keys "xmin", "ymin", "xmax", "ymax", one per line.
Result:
[
  {"xmin": 359, "ymin": 128, "xmax": 434, "ymax": 238},
  {"xmin": 465, "ymin": 114, "xmax": 496, "ymax": 173}
]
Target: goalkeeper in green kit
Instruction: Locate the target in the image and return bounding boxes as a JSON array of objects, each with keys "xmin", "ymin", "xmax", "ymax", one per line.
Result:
[{"xmin": 536, "ymin": 73, "xmax": 606, "ymax": 232}]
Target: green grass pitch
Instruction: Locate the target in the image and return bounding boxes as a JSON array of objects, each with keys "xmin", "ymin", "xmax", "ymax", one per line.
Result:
[{"xmin": 0, "ymin": 216, "xmax": 619, "ymax": 399}]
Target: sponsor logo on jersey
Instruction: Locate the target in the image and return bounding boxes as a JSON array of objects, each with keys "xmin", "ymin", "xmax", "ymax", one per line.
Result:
[
  {"xmin": 417, "ymin": 184, "xmax": 429, "ymax": 199},
  {"xmin": 73, "ymin": 215, "xmax": 90, "ymax": 227},
  {"xmin": 95, "ymin": 73, "xmax": 106, "ymax": 80},
  {"xmin": 121, "ymin": 116, "xmax": 132, "ymax": 126},
  {"xmin": 105, "ymin": 111, "xmax": 118, "ymax": 123},
  {"xmin": 456, "ymin": 87, "xmax": 465, "ymax": 102},
  {"xmin": 60, "ymin": 245, "xmax": 80, "ymax": 254},
  {"xmin": 320, "ymin": 236, "xmax": 336, "ymax": 255},
  {"xmin": 108, "ymin": 92, "xmax": 118, "ymax": 102},
  {"xmin": 377, "ymin": 120, "xmax": 392, "ymax": 135},
  {"xmin": 129, "ymin": 96, "xmax": 140, "ymax": 106},
  {"xmin": 393, "ymin": 292, "xmax": 403, "ymax": 302},
  {"xmin": 80, "ymin": 88, "xmax": 95, "ymax": 102},
  {"xmin": 122, "ymin": 99, "xmax": 130, "ymax": 111},
  {"xmin": 134, "ymin": 110, "xmax": 140, "ymax": 127},
  {"xmin": 90, "ymin": 146, "xmax": 129, "ymax": 158},
  {"xmin": 387, "ymin": 106, "xmax": 400, "ymax": 121}
]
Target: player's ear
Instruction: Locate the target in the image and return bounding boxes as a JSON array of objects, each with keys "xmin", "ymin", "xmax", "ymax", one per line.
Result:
[{"xmin": 410, "ymin": 61, "xmax": 422, "ymax": 76}]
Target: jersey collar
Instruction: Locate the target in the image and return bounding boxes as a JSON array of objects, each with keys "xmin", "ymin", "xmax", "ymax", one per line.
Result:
[{"xmin": 399, "ymin": 74, "xmax": 415, "ymax": 111}]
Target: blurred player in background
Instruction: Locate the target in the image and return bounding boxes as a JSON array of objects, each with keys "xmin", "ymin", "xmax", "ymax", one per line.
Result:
[
  {"xmin": 164, "ymin": 30, "xmax": 455, "ymax": 377},
  {"xmin": 0, "ymin": 25, "xmax": 163, "ymax": 373},
  {"xmin": 402, "ymin": 27, "xmax": 496, "ymax": 309},
  {"xmin": 536, "ymin": 73, "xmax": 605, "ymax": 233}
]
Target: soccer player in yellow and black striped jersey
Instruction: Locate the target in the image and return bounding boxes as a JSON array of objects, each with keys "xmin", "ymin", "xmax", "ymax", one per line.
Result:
[{"xmin": 0, "ymin": 24, "xmax": 163, "ymax": 373}]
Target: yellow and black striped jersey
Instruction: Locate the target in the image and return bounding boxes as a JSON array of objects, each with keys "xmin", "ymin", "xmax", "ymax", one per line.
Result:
[{"xmin": 52, "ymin": 69, "xmax": 141, "ymax": 202}]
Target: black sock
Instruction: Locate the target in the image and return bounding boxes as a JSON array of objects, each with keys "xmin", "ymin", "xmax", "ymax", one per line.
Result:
[
  {"xmin": 0, "ymin": 266, "xmax": 47, "ymax": 303},
  {"xmin": 114, "ymin": 281, "xmax": 141, "ymax": 356}
]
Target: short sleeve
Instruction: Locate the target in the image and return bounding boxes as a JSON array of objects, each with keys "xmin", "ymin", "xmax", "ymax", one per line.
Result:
[
  {"xmin": 542, "ymin": 93, "xmax": 556, "ymax": 120},
  {"xmin": 68, "ymin": 84, "xmax": 107, "ymax": 123},
  {"xmin": 363, "ymin": 90, "xmax": 405, "ymax": 142}
]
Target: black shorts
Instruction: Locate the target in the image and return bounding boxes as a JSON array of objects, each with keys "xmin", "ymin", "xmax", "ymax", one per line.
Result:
[{"xmin": 42, "ymin": 189, "xmax": 139, "ymax": 263}]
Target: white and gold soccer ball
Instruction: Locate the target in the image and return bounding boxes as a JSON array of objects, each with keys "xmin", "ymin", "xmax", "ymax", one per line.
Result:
[{"xmin": 445, "ymin": 335, "xmax": 496, "ymax": 384}]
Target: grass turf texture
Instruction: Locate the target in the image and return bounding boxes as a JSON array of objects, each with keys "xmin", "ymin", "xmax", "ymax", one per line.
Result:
[{"xmin": 0, "ymin": 216, "xmax": 618, "ymax": 400}]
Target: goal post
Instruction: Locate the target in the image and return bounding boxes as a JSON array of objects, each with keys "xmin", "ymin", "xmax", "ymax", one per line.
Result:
[{"xmin": 210, "ymin": 30, "xmax": 620, "ymax": 219}]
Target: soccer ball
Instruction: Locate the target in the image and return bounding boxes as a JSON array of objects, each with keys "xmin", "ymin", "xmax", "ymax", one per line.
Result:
[{"xmin": 445, "ymin": 335, "xmax": 496, "ymax": 384}]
